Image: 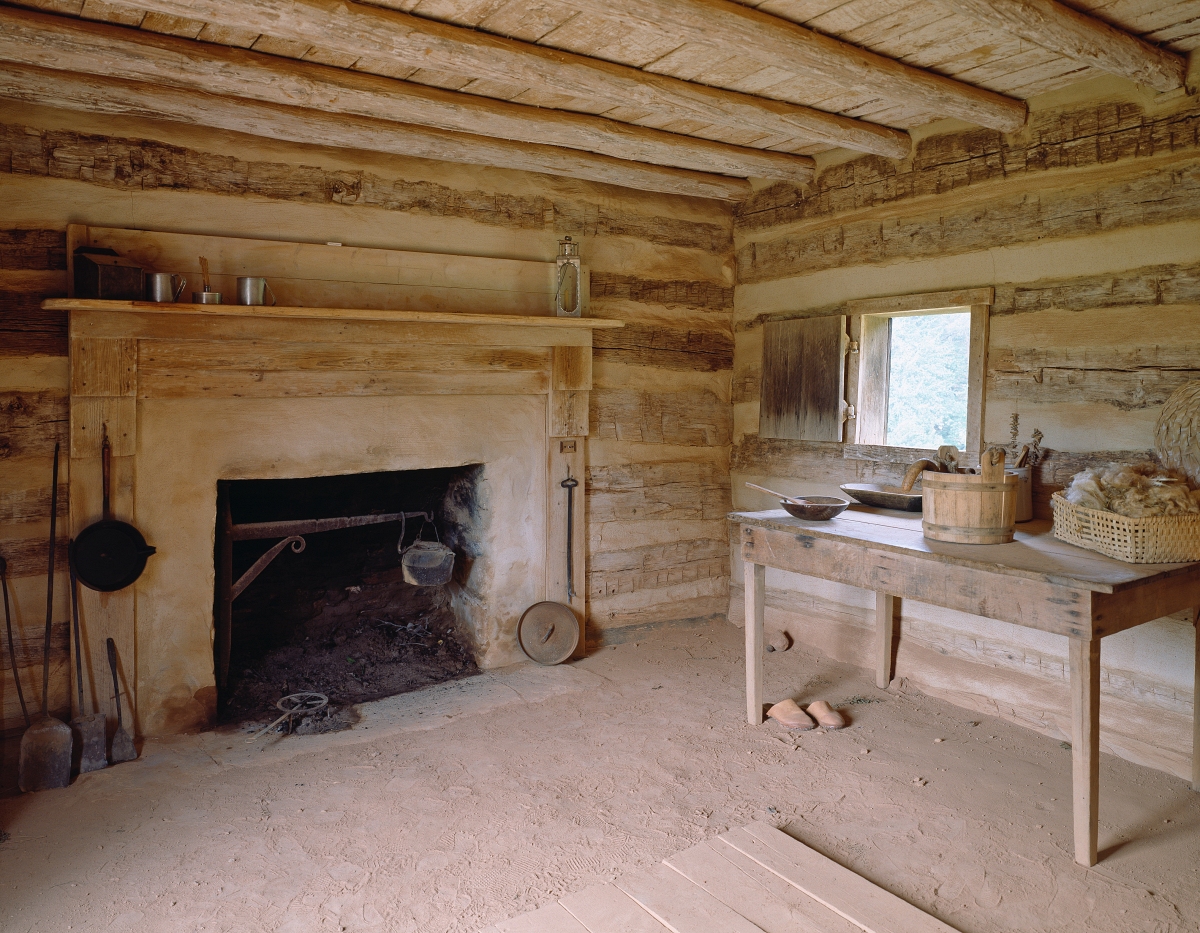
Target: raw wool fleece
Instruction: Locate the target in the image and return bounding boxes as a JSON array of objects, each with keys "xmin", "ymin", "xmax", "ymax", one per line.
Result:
[{"xmin": 1064, "ymin": 461, "xmax": 1200, "ymax": 518}]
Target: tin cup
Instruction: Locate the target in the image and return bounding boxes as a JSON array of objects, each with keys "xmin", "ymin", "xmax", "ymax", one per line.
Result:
[
  {"xmin": 236, "ymin": 276, "xmax": 276, "ymax": 306},
  {"xmin": 145, "ymin": 272, "xmax": 186, "ymax": 302}
]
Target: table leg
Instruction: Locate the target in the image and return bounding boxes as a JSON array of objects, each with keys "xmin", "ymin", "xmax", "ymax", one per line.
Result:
[
  {"xmin": 745, "ymin": 562, "xmax": 765, "ymax": 725},
  {"xmin": 1069, "ymin": 636, "xmax": 1101, "ymax": 867},
  {"xmin": 876, "ymin": 592, "xmax": 895, "ymax": 689},
  {"xmin": 1192, "ymin": 607, "xmax": 1200, "ymax": 792}
]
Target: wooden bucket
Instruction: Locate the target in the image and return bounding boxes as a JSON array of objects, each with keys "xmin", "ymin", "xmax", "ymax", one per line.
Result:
[{"xmin": 922, "ymin": 448, "xmax": 1018, "ymax": 544}]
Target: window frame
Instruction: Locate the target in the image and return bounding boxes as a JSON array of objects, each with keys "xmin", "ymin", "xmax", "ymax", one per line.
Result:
[{"xmin": 845, "ymin": 288, "xmax": 992, "ymax": 459}]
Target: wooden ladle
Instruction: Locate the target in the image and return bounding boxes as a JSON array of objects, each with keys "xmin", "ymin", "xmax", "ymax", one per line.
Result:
[
  {"xmin": 900, "ymin": 459, "xmax": 942, "ymax": 492},
  {"xmin": 745, "ymin": 482, "xmax": 820, "ymax": 506}
]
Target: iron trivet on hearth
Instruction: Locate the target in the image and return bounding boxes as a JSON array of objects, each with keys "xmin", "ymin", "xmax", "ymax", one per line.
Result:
[{"xmin": 247, "ymin": 692, "xmax": 329, "ymax": 742}]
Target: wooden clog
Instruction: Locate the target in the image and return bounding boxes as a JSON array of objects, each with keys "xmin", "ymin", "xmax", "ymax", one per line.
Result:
[
  {"xmin": 766, "ymin": 698, "xmax": 815, "ymax": 730},
  {"xmin": 806, "ymin": 700, "xmax": 846, "ymax": 730}
]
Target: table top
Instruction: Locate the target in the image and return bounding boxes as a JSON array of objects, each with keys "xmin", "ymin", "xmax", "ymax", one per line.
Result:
[{"xmin": 731, "ymin": 506, "xmax": 1200, "ymax": 595}]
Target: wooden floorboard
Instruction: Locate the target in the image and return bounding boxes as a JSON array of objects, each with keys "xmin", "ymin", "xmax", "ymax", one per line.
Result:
[
  {"xmin": 617, "ymin": 862, "xmax": 766, "ymax": 933},
  {"xmin": 665, "ymin": 839, "xmax": 862, "ymax": 933},
  {"xmin": 493, "ymin": 900, "xmax": 593, "ymax": 933},
  {"xmin": 560, "ymin": 883, "xmax": 673, "ymax": 932},
  {"xmin": 486, "ymin": 821, "xmax": 960, "ymax": 933},
  {"xmin": 721, "ymin": 822, "xmax": 960, "ymax": 933}
]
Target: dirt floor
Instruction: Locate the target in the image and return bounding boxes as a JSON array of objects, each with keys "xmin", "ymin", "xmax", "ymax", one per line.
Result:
[{"xmin": 2, "ymin": 622, "xmax": 1200, "ymax": 932}]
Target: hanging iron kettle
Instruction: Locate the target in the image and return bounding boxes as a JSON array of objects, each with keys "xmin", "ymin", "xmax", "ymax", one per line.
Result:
[{"xmin": 399, "ymin": 518, "xmax": 455, "ymax": 587}]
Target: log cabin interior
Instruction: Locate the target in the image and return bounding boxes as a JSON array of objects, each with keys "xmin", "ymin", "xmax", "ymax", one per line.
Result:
[{"xmin": 1, "ymin": 0, "xmax": 1200, "ymax": 929}]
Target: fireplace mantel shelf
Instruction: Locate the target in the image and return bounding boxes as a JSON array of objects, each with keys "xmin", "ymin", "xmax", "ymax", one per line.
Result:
[{"xmin": 45, "ymin": 298, "xmax": 624, "ymax": 329}]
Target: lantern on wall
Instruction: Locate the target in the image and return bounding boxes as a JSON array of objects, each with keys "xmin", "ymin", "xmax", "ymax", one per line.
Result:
[{"xmin": 555, "ymin": 235, "xmax": 582, "ymax": 317}]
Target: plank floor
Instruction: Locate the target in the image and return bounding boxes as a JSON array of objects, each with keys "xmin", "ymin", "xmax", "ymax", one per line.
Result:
[{"xmin": 481, "ymin": 821, "xmax": 960, "ymax": 933}]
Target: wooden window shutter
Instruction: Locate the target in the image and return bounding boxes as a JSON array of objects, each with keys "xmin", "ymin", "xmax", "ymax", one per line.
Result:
[{"xmin": 759, "ymin": 315, "xmax": 847, "ymax": 442}]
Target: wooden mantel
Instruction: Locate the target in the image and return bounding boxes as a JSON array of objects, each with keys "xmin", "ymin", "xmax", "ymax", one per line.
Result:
[
  {"xmin": 44, "ymin": 299, "xmax": 626, "ymax": 331},
  {"xmin": 48, "ymin": 297, "xmax": 620, "ymax": 439}
]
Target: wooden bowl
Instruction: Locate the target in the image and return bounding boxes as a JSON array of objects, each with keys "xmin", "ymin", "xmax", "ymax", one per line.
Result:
[
  {"xmin": 780, "ymin": 496, "xmax": 850, "ymax": 521},
  {"xmin": 839, "ymin": 483, "xmax": 923, "ymax": 512}
]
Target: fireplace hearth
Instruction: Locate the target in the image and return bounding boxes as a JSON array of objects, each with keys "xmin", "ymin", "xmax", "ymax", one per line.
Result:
[{"xmin": 217, "ymin": 467, "xmax": 484, "ymax": 728}]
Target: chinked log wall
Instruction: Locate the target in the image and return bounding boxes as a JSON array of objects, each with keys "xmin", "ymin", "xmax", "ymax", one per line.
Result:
[
  {"xmin": 0, "ymin": 100, "xmax": 733, "ymax": 735},
  {"xmin": 731, "ymin": 87, "xmax": 1200, "ymax": 780}
]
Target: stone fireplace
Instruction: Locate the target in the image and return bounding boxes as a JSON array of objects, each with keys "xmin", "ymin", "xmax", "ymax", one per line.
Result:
[{"xmin": 55, "ymin": 225, "xmax": 616, "ymax": 737}]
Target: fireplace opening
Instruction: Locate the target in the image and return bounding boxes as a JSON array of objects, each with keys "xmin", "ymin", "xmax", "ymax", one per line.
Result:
[{"xmin": 216, "ymin": 465, "xmax": 485, "ymax": 732}]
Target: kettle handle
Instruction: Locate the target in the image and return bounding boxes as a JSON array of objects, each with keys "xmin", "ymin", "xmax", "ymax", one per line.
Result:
[
  {"xmin": 403, "ymin": 515, "xmax": 441, "ymax": 544},
  {"xmin": 414, "ymin": 517, "xmax": 440, "ymax": 543},
  {"xmin": 397, "ymin": 513, "xmax": 441, "ymax": 556}
]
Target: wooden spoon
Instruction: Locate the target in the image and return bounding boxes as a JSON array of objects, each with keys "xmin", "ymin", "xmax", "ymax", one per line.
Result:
[{"xmin": 745, "ymin": 482, "xmax": 814, "ymax": 506}]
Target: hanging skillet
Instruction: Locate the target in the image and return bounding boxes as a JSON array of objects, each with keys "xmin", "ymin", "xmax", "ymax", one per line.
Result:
[{"xmin": 70, "ymin": 428, "xmax": 156, "ymax": 592}]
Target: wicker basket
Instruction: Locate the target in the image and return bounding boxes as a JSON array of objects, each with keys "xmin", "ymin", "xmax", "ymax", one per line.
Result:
[{"xmin": 1051, "ymin": 492, "xmax": 1200, "ymax": 563}]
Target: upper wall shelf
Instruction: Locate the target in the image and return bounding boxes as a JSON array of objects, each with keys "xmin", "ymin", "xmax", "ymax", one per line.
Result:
[
  {"xmin": 64, "ymin": 224, "xmax": 602, "ymax": 320},
  {"xmin": 43, "ymin": 299, "xmax": 624, "ymax": 330}
]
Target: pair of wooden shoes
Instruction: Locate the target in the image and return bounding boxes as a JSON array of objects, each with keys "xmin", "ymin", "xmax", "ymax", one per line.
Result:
[{"xmin": 766, "ymin": 698, "xmax": 845, "ymax": 731}]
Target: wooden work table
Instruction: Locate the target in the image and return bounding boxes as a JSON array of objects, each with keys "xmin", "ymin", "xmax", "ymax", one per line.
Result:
[{"xmin": 732, "ymin": 506, "xmax": 1200, "ymax": 867}]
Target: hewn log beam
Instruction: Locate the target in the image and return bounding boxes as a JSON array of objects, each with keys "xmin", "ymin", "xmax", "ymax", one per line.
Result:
[
  {"xmin": 574, "ymin": 0, "xmax": 1027, "ymax": 132},
  {"xmin": 945, "ymin": 0, "xmax": 1187, "ymax": 92},
  {"xmin": 60, "ymin": 0, "xmax": 910, "ymax": 159},
  {"xmin": 0, "ymin": 7, "xmax": 811, "ymax": 183},
  {"xmin": 0, "ymin": 63, "xmax": 752, "ymax": 201}
]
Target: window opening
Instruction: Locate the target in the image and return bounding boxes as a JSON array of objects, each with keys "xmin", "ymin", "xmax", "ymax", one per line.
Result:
[
  {"xmin": 848, "ymin": 289, "xmax": 991, "ymax": 456},
  {"xmin": 885, "ymin": 311, "xmax": 970, "ymax": 449}
]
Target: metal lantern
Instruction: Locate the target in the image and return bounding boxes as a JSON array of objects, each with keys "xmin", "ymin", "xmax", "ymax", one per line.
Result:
[{"xmin": 555, "ymin": 235, "xmax": 582, "ymax": 317}]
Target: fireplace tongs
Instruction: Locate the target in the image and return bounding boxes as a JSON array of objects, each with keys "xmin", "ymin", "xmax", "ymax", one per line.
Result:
[{"xmin": 229, "ymin": 511, "xmax": 432, "ymax": 600}]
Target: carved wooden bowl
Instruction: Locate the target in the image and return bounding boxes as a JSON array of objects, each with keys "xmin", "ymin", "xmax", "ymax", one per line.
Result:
[
  {"xmin": 839, "ymin": 483, "xmax": 923, "ymax": 512},
  {"xmin": 780, "ymin": 496, "xmax": 850, "ymax": 521}
]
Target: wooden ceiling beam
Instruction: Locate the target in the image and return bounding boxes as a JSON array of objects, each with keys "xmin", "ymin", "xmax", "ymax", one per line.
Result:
[
  {"xmin": 943, "ymin": 0, "xmax": 1187, "ymax": 92},
  {"xmin": 0, "ymin": 62, "xmax": 752, "ymax": 200},
  {"xmin": 74, "ymin": 0, "xmax": 911, "ymax": 159},
  {"xmin": 571, "ymin": 0, "xmax": 1028, "ymax": 132},
  {"xmin": 0, "ymin": 7, "xmax": 813, "ymax": 184}
]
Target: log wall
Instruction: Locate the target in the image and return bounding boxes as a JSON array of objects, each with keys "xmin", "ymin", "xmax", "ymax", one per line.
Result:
[
  {"xmin": 0, "ymin": 100, "xmax": 733, "ymax": 734},
  {"xmin": 731, "ymin": 80, "xmax": 1200, "ymax": 781}
]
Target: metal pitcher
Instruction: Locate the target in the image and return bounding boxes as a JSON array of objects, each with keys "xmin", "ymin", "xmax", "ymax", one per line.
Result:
[
  {"xmin": 236, "ymin": 276, "xmax": 277, "ymax": 306},
  {"xmin": 145, "ymin": 272, "xmax": 186, "ymax": 302}
]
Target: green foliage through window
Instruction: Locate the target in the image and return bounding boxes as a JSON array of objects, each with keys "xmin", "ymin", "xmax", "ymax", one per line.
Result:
[{"xmin": 886, "ymin": 312, "xmax": 969, "ymax": 449}]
